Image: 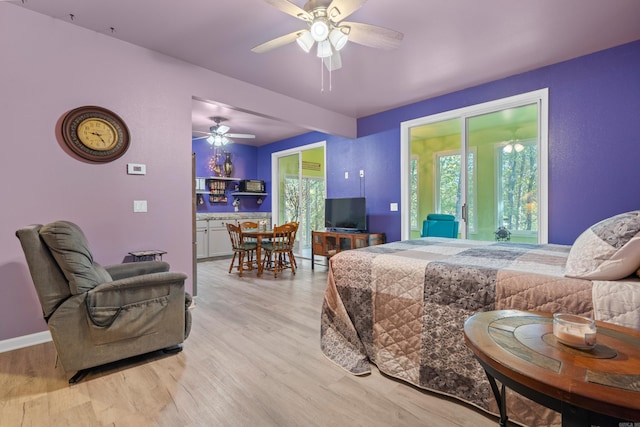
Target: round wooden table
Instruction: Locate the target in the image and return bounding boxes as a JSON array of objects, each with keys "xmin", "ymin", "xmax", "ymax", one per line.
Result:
[{"xmin": 464, "ymin": 310, "xmax": 640, "ymax": 426}]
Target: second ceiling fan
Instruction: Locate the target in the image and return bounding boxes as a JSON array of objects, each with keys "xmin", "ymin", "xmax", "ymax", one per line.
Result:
[
  {"xmin": 252, "ymin": 0, "xmax": 403, "ymax": 71},
  {"xmin": 193, "ymin": 117, "xmax": 256, "ymax": 146}
]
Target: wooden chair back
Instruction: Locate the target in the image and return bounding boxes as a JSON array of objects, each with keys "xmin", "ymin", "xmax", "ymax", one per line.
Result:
[
  {"xmin": 226, "ymin": 222, "xmax": 244, "ymax": 250},
  {"xmin": 270, "ymin": 223, "xmax": 295, "ymax": 252}
]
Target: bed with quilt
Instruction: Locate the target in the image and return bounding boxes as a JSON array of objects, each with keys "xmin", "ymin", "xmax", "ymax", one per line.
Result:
[{"xmin": 320, "ymin": 211, "xmax": 640, "ymax": 427}]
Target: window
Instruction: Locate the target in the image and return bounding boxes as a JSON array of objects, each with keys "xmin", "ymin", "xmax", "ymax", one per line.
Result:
[
  {"xmin": 435, "ymin": 149, "xmax": 476, "ymax": 232},
  {"xmin": 284, "ymin": 175, "xmax": 325, "ymax": 248},
  {"xmin": 497, "ymin": 140, "xmax": 538, "ymax": 235},
  {"xmin": 410, "ymin": 156, "xmax": 419, "ymax": 230}
]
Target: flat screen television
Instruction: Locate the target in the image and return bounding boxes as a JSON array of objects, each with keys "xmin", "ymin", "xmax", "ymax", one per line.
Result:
[{"xmin": 324, "ymin": 197, "xmax": 367, "ymax": 232}]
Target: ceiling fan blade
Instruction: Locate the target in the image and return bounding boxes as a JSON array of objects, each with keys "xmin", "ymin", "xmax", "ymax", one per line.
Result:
[
  {"xmin": 323, "ymin": 51, "xmax": 342, "ymax": 71},
  {"xmin": 226, "ymin": 133, "xmax": 256, "ymax": 139},
  {"xmin": 264, "ymin": 0, "xmax": 312, "ymax": 22},
  {"xmin": 341, "ymin": 21, "xmax": 403, "ymax": 49},
  {"xmin": 216, "ymin": 124, "xmax": 231, "ymax": 135},
  {"xmin": 192, "ymin": 135, "xmax": 209, "ymax": 141},
  {"xmin": 252, "ymin": 30, "xmax": 304, "ymax": 53},
  {"xmin": 327, "ymin": 0, "xmax": 367, "ymax": 23},
  {"xmin": 193, "ymin": 130, "xmax": 211, "ymax": 135}
]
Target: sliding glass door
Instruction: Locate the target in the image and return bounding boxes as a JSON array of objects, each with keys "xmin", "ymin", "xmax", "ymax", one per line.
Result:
[
  {"xmin": 402, "ymin": 89, "xmax": 548, "ymax": 243},
  {"xmin": 272, "ymin": 142, "xmax": 326, "ymax": 258}
]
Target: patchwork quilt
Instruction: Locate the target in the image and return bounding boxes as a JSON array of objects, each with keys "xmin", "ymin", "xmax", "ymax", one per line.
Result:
[{"xmin": 320, "ymin": 238, "xmax": 640, "ymax": 426}]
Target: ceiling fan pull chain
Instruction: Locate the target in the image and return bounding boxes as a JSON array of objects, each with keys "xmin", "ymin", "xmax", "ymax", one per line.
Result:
[
  {"xmin": 329, "ymin": 56, "xmax": 332, "ymax": 92},
  {"xmin": 320, "ymin": 57, "xmax": 324, "ymax": 92}
]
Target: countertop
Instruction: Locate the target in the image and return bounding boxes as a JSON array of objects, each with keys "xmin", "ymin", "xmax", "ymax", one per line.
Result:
[{"xmin": 196, "ymin": 212, "xmax": 272, "ymax": 221}]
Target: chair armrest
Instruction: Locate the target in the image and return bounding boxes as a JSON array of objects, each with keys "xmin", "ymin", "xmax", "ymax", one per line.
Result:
[
  {"xmin": 85, "ymin": 271, "xmax": 187, "ymax": 329},
  {"xmin": 87, "ymin": 271, "xmax": 187, "ymax": 309},
  {"xmin": 104, "ymin": 261, "xmax": 170, "ymax": 280}
]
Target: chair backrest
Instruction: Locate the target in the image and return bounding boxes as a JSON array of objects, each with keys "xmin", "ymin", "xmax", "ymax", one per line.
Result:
[
  {"xmin": 227, "ymin": 222, "xmax": 245, "ymax": 250},
  {"xmin": 270, "ymin": 223, "xmax": 295, "ymax": 251},
  {"xmin": 16, "ymin": 224, "xmax": 71, "ymax": 320},
  {"xmin": 239, "ymin": 221, "xmax": 259, "ymax": 230},
  {"xmin": 421, "ymin": 214, "xmax": 459, "ymax": 238},
  {"xmin": 285, "ymin": 222, "xmax": 299, "ymax": 249}
]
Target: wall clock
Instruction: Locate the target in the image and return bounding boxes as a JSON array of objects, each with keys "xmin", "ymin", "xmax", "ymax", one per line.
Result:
[{"xmin": 61, "ymin": 106, "xmax": 130, "ymax": 162}]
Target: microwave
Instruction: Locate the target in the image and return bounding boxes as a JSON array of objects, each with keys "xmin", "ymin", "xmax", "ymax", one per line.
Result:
[{"xmin": 239, "ymin": 179, "xmax": 265, "ymax": 193}]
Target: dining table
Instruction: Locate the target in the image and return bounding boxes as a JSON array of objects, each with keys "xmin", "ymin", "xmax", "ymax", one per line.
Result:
[{"xmin": 241, "ymin": 229, "xmax": 274, "ymax": 276}]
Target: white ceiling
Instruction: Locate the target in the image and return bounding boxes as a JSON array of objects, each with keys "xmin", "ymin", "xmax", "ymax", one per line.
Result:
[{"xmin": 10, "ymin": 0, "xmax": 640, "ymax": 145}]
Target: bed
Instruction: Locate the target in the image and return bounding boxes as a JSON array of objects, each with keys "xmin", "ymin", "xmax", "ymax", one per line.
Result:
[{"xmin": 320, "ymin": 211, "xmax": 640, "ymax": 427}]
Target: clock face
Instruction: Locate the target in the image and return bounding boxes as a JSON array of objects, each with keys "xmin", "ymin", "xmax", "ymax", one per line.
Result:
[
  {"xmin": 61, "ymin": 106, "xmax": 130, "ymax": 162},
  {"xmin": 77, "ymin": 118, "xmax": 119, "ymax": 151}
]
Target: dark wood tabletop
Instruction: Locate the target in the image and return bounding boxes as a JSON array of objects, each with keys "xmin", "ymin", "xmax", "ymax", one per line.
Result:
[{"xmin": 464, "ymin": 310, "xmax": 640, "ymax": 425}]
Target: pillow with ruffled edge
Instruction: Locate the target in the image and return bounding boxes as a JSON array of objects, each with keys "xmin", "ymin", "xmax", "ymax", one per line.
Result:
[
  {"xmin": 40, "ymin": 220, "xmax": 112, "ymax": 294},
  {"xmin": 564, "ymin": 210, "xmax": 640, "ymax": 280}
]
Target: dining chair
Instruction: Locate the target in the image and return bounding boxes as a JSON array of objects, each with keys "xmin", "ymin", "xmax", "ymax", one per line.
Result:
[
  {"xmin": 282, "ymin": 221, "xmax": 299, "ymax": 270},
  {"xmin": 239, "ymin": 221, "xmax": 260, "ymax": 269},
  {"xmin": 262, "ymin": 223, "xmax": 296, "ymax": 278},
  {"xmin": 227, "ymin": 223, "xmax": 257, "ymax": 277}
]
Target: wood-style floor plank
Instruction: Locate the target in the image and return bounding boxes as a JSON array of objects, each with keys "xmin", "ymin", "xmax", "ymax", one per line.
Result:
[{"xmin": 0, "ymin": 257, "xmax": 499, "ymax": 426}]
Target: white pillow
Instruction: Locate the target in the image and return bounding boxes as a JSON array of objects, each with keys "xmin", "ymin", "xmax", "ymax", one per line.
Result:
[{"xmin": 565, "ymin": 210, "xmax": 640, "ymax": 280}]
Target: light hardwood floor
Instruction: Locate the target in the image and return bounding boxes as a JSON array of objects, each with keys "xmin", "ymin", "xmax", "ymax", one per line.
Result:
[{"xmin": 0, "ymin": 257, "xmax": 499, "ymax": 426}]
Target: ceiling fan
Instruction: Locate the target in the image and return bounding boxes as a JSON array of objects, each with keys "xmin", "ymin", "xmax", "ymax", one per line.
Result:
[
  {"xmin": 193, "ymin": 117, "xmax": 256, "ymax": 146},
  {"xmin": 252, "ymin": 0, "xmax": 403, "ymax": 71}
]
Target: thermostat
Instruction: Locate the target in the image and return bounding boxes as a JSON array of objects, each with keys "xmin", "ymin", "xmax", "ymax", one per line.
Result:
[{"xmin": 127, "ymin": 163, "xmax": 146, "ymax": 175}]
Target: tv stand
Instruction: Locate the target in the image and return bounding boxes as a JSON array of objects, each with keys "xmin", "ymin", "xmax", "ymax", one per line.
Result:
[{"xmin": 311, "ymin": 230, "xmax": 385, "ymax": 269}]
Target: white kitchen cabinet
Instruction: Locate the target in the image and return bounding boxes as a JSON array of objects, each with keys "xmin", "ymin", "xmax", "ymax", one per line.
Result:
[
  {"xmin": 207, "ymin": 219, "xmax": 233, "ymax": 257},
  {"xmin": 196, "ymin": 220, "xmax": 209, "ymax": 259},
  {"xmin": 196, "ymin": 215, "xmax": 271, "ymax": 260}
]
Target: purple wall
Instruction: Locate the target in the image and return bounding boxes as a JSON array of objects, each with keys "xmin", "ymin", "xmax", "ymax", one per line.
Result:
[
  {"xmin": 258, "ymin": 40, "xmax": 640, "ymax": 245},
  {"xmin": 192, "ymin": 139, "xmax": 267, "ymax": 213}
]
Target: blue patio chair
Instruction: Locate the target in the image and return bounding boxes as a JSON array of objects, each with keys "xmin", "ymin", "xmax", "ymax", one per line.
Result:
[{"xmin": 421, "ymin": 214, "xmax": 459, "ymax": 238}]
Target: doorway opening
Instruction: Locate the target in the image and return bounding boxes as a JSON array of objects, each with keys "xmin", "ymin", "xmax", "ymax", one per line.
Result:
[{"xmin": 271, "ymin": 141, "xmax": 326, "ymax": 259}]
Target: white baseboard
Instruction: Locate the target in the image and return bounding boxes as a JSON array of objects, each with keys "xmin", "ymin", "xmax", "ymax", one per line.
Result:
[{"xmin": 0, "ymin": 331, "xmax": 52, "ymax": 353}]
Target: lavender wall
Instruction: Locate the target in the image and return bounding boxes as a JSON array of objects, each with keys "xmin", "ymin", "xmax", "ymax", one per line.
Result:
[
  {"xmin": 258, "ymin": 40, "xmax": 640, "ymax": 245},
  {"xmin": 0, "ymin": 5, "xmax": 353, "ymax": 343}
]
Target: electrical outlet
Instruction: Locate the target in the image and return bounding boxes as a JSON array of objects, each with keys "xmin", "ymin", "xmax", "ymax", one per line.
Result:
[
  {"xmin": 344, "ymin": 171, "xmax": 349, "ymax": 179},
  {"xmin": 390, "ymin": 203, "xmax": 398, "ymax": 212},
  {"xmin": 360, "ymin": 169, "xmax": 364, "ymax": 177}
]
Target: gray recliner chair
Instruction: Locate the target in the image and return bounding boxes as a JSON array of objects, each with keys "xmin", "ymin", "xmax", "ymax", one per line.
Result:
[{"xmin": 16, "ymin": 220, "xmax": 192, "ymax": 383}]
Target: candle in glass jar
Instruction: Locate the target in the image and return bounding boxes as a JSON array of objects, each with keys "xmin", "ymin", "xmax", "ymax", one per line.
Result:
[{"xmin": 553, "ymin": 313, "xmax": 596, "ymax": 349}]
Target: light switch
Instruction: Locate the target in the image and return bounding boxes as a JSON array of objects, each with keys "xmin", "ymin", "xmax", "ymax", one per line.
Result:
[
  {"xmin": 390, "ymin": 203, "xmax": 398, "ymax": 212},
  {"xmin": 344, "ymin": 171, "xmax": 349, "ymax": 179},
  {"xmin": 134, "ymin": 200, "xmax": 148, "ymax": 212}
]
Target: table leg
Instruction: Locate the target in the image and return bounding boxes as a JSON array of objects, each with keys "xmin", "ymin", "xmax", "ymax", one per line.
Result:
[
  {"xmin": 256, "ymin": 235, "xmax": 263, "ymax": 276},
  {"xmin": 486, "ymin": 372, "xmax": 509, "ymax": 427},
  {"xmin": 561, "ymin": 402, "xmax": 589, "ymax": 427}
]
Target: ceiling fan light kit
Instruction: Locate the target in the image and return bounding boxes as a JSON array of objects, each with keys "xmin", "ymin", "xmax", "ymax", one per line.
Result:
[
  {"xmin": 317, "ymin": 40, "xmax": 332, "ymax": 58},
  {"xmin": 296, "ymin": 31, "xmax": 315, "ymax": 52},
  {"xmin": 310, "ymin": 19, "xmax": 330, "ymax": 41},
  {"xmin": 207, "ymin": 134, "xmax": 229, "ymax": 146},
  {"xmin": 329, "ymin": 28, "xmax": 348, "ymax": 51},
  {"xmin": 193, "ymin": 117, "xmax": 256, "ymax": 146}
]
